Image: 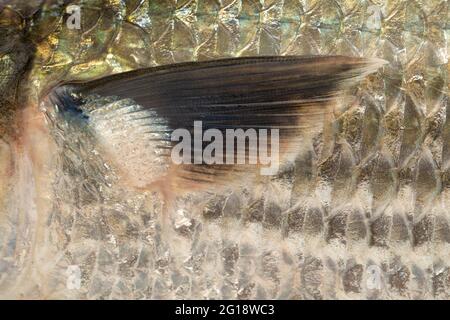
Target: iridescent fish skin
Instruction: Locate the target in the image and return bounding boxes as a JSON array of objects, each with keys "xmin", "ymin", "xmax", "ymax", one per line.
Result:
[{"xmin": 0, "ymin": 0, "xmax": 449, "ymax": 299}]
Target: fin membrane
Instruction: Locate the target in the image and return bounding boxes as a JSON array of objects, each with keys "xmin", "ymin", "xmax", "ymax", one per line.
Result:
[{"xmin": 45, "ymin": 56, "xmax": 385, "ymax": 189}]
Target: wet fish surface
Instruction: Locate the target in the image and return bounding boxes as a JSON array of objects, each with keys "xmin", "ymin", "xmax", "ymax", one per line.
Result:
[{"xmin": 0, "ymin": 0, "xmax": 449, "ymax": 299}]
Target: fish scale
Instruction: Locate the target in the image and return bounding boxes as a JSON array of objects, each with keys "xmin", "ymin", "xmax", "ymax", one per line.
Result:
[{"xmin": 0, "ymin": 0, "xmax": 449, "ymax": 299}]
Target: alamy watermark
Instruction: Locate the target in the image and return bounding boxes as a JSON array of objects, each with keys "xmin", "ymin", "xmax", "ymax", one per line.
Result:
[
  {"xmin": 171, "ymin": 121, "xmax": 280, "ymax": 176},
  {"xmin": 366, "ymin": 264, "xmax": 383, "ymax": 290},
  {"xmin": 66, "ymin": 5, "xmax": 81, "ymax": 30},
  {"xmin": 66, "ymin": 265, "xmax": 81, "ymax": 290},
  {"xmin": 366, "ymin": 5, "xmax": 383, "ymax": 30}
]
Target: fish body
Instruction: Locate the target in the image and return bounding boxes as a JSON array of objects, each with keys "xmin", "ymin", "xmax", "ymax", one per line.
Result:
[{"xmin": 0, "ymin": 0, "xmax": 449, "ymax": 299}]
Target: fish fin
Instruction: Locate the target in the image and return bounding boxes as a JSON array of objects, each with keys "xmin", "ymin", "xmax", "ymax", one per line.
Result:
[{"xmin": 45, "ymin": 56, "xmax": 385, "ymax": 190}]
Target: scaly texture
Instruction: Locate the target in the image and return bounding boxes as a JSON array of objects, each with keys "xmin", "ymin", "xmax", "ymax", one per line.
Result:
[{"xmin": 0, "ymin": 0, "xmax": 449, "ymax": 299}]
